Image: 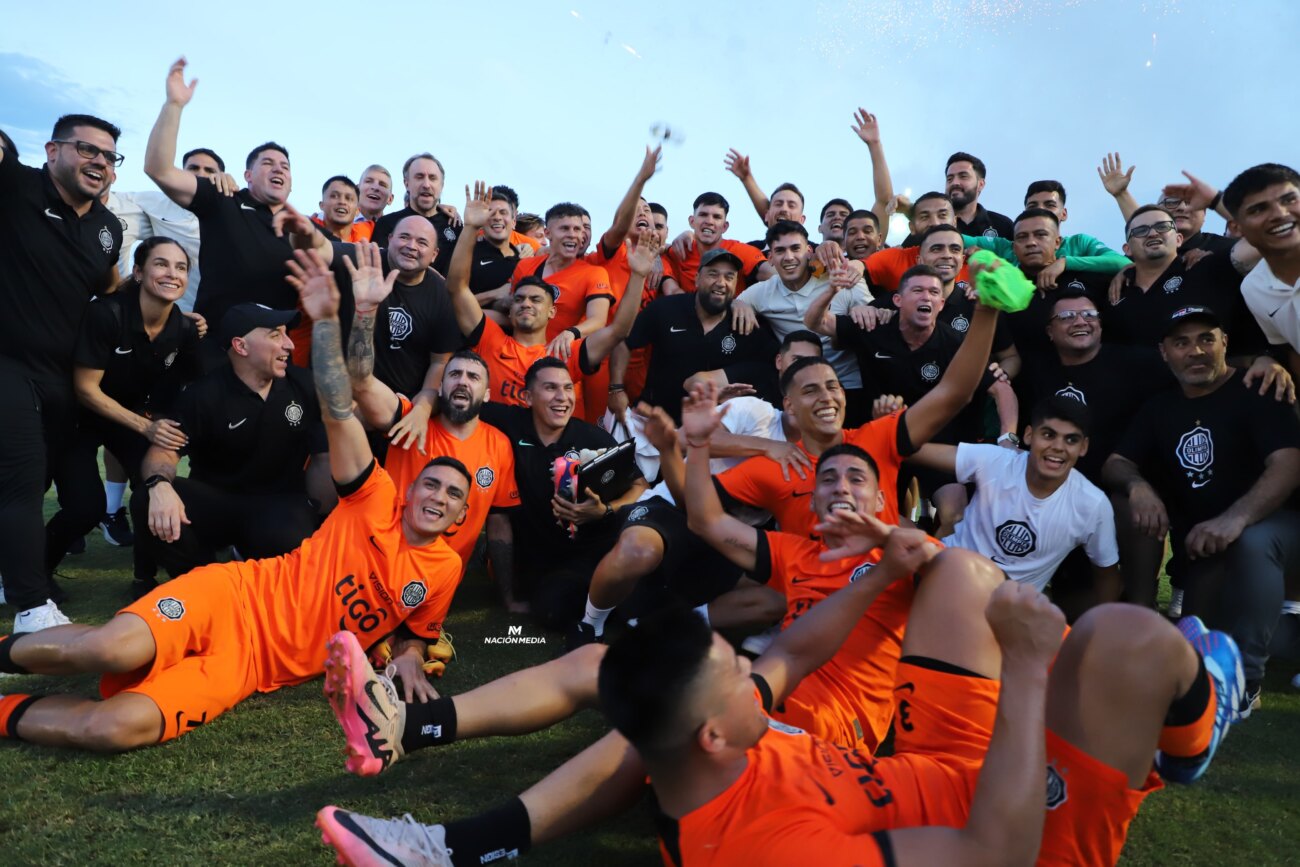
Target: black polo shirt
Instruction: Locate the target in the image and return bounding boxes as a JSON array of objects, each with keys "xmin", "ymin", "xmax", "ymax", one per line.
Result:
[
  {"xmin": 0, "ymin": 159, "xmax": 121, "ymax": 382},
  {"xmin": 372, "ymin": 206, "xmax": 462, "ymax": 276},
  {"xmin": 469, "ymin": 237, "xmax": 520, "ymax": 294},
  {"xmin": 165, "ymin": 364, "xmax": 327, "ymax": 495},
  {"xmin": 479, "ymin": 402, "xmax": 631, "ymax": 559},
  {"xmin": 1002, "ymin": 270, "xmax": 1111, "ymax": 361},
  {"xmin": 330, "ymin": 243, "xmax": 465, "ymax": 398},
  {"xmin": 1180, "ymin": 231, "xmax": 1237, "ymax": 256},
  {"xmin": 934, "ymin": 279, "xmax": 1015, "ymax": 354},
  {"xmin": 1016, "ymin": 344, "xmax": 1173, "ymax": 483},
  {"xmin": 186, "ymin": 180, "xmax": 296, "ymax": 325},
  {"xmin": 836, "ymin": 317, "xmax": 995, "ymax": 443},
  {"xmin": 1103, "ymin": 254, "xmax": 1266, "ymax": 355},
  {"xmin": 625, "ymin": 294, "xmax": 780, "ymax": 419},
  {"xmin": 957, "ymin": 204, "xmax": 1014, "ymax": 241},
  {"xmin": 74, "ymin": 286, "xmax": 201, "ymax": 417}
]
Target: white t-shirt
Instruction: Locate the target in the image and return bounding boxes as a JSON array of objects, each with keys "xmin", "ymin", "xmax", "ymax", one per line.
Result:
[
  {"xmin": 106, "ymin": 190, "xmax": 203, "ymax": 312},
  {"xmin": 740, "ymin": 272, "xmax": 870, "ymax": 387},
  {"xmin": 942, "ymin": 443, "xmax": 1118, "ymax": 592},
  {"xmin": 1241, "ymin": 258, "xmax": 1300, "ymax": 352}
]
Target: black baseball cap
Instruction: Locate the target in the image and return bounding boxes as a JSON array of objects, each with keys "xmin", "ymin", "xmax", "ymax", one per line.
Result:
[
  {"xmin": 1163, "ymin": 305, "xmax": 1222, "ymax": 338},
  {"xmin": 699, "ymin": 247, "xmax": 744, "ymax": 271},
  {"xmin": 220, "ymin": 303, "xmax": 301, "ymax": 346}
]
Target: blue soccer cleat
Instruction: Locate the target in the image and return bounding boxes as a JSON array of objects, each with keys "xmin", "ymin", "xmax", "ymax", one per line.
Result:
[{"xmin": 1154, "ymin": 616, "xmax": 1245, "ymax": 784}]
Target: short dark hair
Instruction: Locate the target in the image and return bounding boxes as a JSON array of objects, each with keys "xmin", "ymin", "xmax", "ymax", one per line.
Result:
[
  {"xmin": 544, "ymin": 202, "xmax": 586, "ymax": 224},
  {"xmin": 1124, "ymin": 204, "xmax": 1175, "ymax": 236},
  {"xmin": 846, "ymin": 208, "xmax": 880, "ymax": 231},
  {"xmin": 779, "ymin": 329, "xmax": 824, "ymax": 354},
  {"xmin": 1013, "ymin": 208, "xmax": 1061, "ymax": 230},
  {"xmin": 515, "ymin": 275, "xmax": 558, "ymax": 305},
  {"xmin": 402, "ymin": 152, "xmax": 444, "ymax": 181},
  {"xmin": 182, "ymin": 147, "xmax": 225, "ymax": 172},
  {"xmin": 780, "ymin": 355, "xmax": 837, "ymax": 395},
  {"xmin": 0, "ymin": 128, "xmax": 18, "ymax": 159},
  {"xmin": 913, "ymin": 191, "xmax": 953, "ymax": 210},
  {"xmin": 598, "ymin": 605, "xmax": 716, "ymax": 759},
  {"xmin": 445, "ymin": 348, "xmax": 490, "ymax": 383},
  {"xmin": 817, "ymin": 443, "xmax": 880, "ymax": 480},
  {"xmin": 419, "ymin": 455, "xmax": 473, "ymax": 490},
  {"xmin": 917, "ymin": 223, "xmax": 963, "ymax": 246},
  {"xmin": 819, "ymin": 198, "xmax": 853, "ymax": 221},
  {"xmin": 515, "ymin": 213, "xmax": 543, "ymax": 235},
  {"xmin": 52, "ymin": 114, "xmax": 121, "ymax": 143},
  {"xmin": 770, "ymin": 182, "xmax": 805, "ymax": 207},
  {"xmin": 1223, "ymin": 163, "xmax": 1300, "ymax": 217},
  {"xmin": 122, "ymin": 236, "xmax": 192, "ymax": 294},
  {"xmin": 898, "ymin": 263, "xmax": 944, "ymax": 291},
  {"xmin": 246, "ymin": 142, "xmax": 289, "ymax": 171},
  {"xmin": 693, "ymin": 192, "xmax": 730, "ymax": 215},
  {"xmin": 946, "ymin": 151, "xmax": 987, "ymax": 179},
  {"xmin": 523, "ymin": 356, "xmax": 569, "ymax": 391},
  {"xmin": 648, "ymin": 202, "xmax": 668, "ymax": 220},
  {"xmin": 321, "ymin": 175, "xmax": 358, "ymax": 197},
  {"xmin": 1025, "ymin": 180, "xmax": 1066, "ymax": 205},
  {"xmin": 1029, "ymin": 395, "xmax": 1092, "ymax": 438},
  {"xmin": 490, "ymin": 184, "xmax": 520, "ymax": 212},
  {"xmin": 765, "ymin": 219, "xmax": 809, "ymax": 247}
]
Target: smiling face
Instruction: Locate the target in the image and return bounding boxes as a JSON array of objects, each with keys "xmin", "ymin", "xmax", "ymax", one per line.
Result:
[
  {"xmin": 910, "ymin": 197, "xmax": 954, "ymax": 235},
  {"xmin": 183, "ymin": 152, "xmax": 223, "ymax": 179},
  {"xmin": 689, "ymin": 204, "xmax": 729, "ymax": 246},
  {"xmin": 917, "ymin": 229, "xmax": 964, "ymax": 284},
  {"xmin": 545, "ymin": 215, "xmax": 585, "ymax": 262},
  {"xmin": 387, "ymin": 216, "xmax": 438, "ymax": 277},
  {"xmin": 135, "ymin": 241, "xmax": 189, "ymax": 305},
  {"xmin": 695, "ymin": 262, "xmax": 739, "ymax": 315},
  {"xmin": 1160, "ymin": 321, "xmax": 1229, "ymax": 389},
  {"xmin": 403, "ymin": 464, "xmax": 470, "ymax": 541},
  {"xmin": 1123, "ymin": 209, "xmax": 1182, "ymax": 265},
  {"xmin": 357, "ymin": 169, "xmax": 394, "ymax": 218},
  {"xmin": 844, "ymin": 215, "xmax": 881, "ymax": 259},
  {"xmin": 46, "ymin": 124, "xmax": 116, "ymax": 202},
  {"xmin": 485, "ymin": 198, "xmax": 516, "ymax": 243},
  {"xmin": 1158, "ymin": 195, "xmax": 1205, "ymax": 237},
  {"xmin": 694, "ymin": 632, "xmax": 770, "ymax": 753},
  {"xmin": 893, "ymin": 274, "xmax": 945, "ymax": 330},
  {"xmin": 629, "ymin": 199, "xmax": 653, "ymax": 242},
  {"xmin": 784, "ymin": 362, "xmax": 845, "ymax": 439},
  {"xmin": 233, "ymin": 324, "xmax": 293, "ymax": 378},
  {"xmin": 1232, "ymin": 182, "xmax": 1300, "ymax": 258},
  {"xmin": 523, "ymin": 365, "xmax": 575, "ymax": 430},
  {"xmin": 819, "ymin": 204, "xmax": 851, "ymax": 243},
  {"xmin": 769, "ymin": 232, "xmax": 812, "ymax": 285},
  {"xmin": 812, "ymin": 453, "xmax": 884, "ymax": 523},
  {"xmin": 767, "ymin": 189, "xmax": 805, "ymax": 226},
  {"xmin": 406, "ymin": 158, "xmax": 444, "ymax": 215},
  {"xmin": 439, "ymin": 357, "xmax": 488, "ymax": 423},
  {"xmin": 244, "ymin": 148, "xmax": 291, "ymax": 206},
  {"xmin": 1046, "ymin": 297, "xmax": 1101, "ymax": 354},
  {"xmin": 320, "ymin": 180, "xmax": 359, "ymax": 230},
  {"xmin": 1023, "ymin": 417, "xmax": 1087, "ymax": 484},
  {"xmin": 945, "ymin": 160, "xmax": 984, "ymax": 209},
  {"xmin": 1012, "ymin": 216, "xmax": 1062, "ymax": 270}
]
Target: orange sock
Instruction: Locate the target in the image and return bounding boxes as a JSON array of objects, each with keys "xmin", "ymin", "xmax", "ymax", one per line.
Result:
[
  {"xmin": 1158, "ymin": 656, "xmax": 1216, "ymax": 758},
  {"xmin": 0, "ymin": 693, "xmax": 37, "ymax": 739}
]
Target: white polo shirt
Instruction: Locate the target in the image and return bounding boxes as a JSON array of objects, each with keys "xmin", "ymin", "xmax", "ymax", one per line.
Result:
[
  {"xmin": 1242, "ymin": 258, "xmax": 1300, "ymax": 352},
  {"xmin": 739, "ymin": 272, "xmax": 870, "ymax": 388},
  {"xmin": 106, "ymin": 190, "xmax": 203, "ymax": 312}
]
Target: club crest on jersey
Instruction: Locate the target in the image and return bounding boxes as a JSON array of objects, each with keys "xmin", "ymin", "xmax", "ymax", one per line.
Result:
[
  {"xmin": 721, "ymin": 335, "xmax": 737, "ymax": 354},
  {"xmin": 849, "ymin": 561, "xmax": 874, "ymax": 583},
  {"xmin": 155, "ymin": 597, "xmax": 185, "ymax": 621},
  {"xmin": 995, "ymin": 520, "xmax": 1037, "ymax": 557},
  {"xmin": 628, "ymin": 505, "xmax": 650, "ymax": 522},
  {"xmin": 285, "ymin": 400, "xmax": 304, "ymax": 426},
  {"xmin": 564, "ymin": 448, "xmax": 581, "ymax": 462},
  {"xmin": 950, "ymin": 314, "xmax": 970, "ymax": 333},
  {"xmin": 982, "ymin": 227, "xmax": 999, "ymax": 239},
  {"xmin": 1067, "ymin": 280, "xmax": 1086, "ymax": 292},
  {"xmin": 1056, "ymin": 385, "xmax": 1086, "ymax": 404},
  {"xmin": 388, "ymin": 306, "xmax": 414, "ymax": 343},
  {"xmin": 98, "ymin": 226, "xmax": 115, "ymax": 253},
  {"xmin": 475, "ymin": 466, "xmax": 495, "ymax": 489},
  {"xmin": 401, "ymin": 581, "xmax": 427, "ymax": 608},
  {"xmin": 1176, "ymin": 425, "xmax": 1214, "ymax": 486},
  {"xmin": 443, "ymin": 227, "xmax": 457, "ymax": 243},
  {"xmin": 1046, "ymin": 765, "xmax": 1068, "ymax": 809},
  {"xmin": 921, "ymin": 362, "xmax": 941, "ymax": 382},
  {"xmin": 1163, "ymin": 276, "xmax": 1184, "ymax": 294},
  {"xmin": 117, "ymin": 216, "xmax": 129, "ymax": 232}
]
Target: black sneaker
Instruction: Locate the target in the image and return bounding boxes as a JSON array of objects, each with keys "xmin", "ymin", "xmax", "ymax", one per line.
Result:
[
  {"xmin": 1239, "ymin": 681, "xmax": 1262, "ymax": 720},
  {"xmin": 565, "ymin": 621, "xmax": 600, "ymax": 653},
  {"xmin": 67, "ymin": 535, "xmax": 86, "ymax": 555},
  {"xmin": 100, "ymin": 507, "xmax": 135, "ymax": 547}
]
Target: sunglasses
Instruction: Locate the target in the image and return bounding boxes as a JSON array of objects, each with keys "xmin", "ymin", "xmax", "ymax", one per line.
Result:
[
  {"xmin": 1051, "ymin": 309, "xmax": 1101, "ymax": 323},
  {"xmin": 53, "ymin": 139, "xmax": 125, "ymax": 167},
  {"xmin": 1127, "ymin": 220, "xmax": 1175, "ymax": 239}
]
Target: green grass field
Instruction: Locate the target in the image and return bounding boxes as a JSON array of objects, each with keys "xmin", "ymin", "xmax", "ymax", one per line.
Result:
[{"xmin": 1, "ymin": 501, "xmax": 1296, "ymax": 865}]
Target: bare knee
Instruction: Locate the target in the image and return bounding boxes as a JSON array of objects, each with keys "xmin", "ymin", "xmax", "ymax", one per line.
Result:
[
  {"xmin": 613, "ymin": 529, "xmax": 665, "ymax": 576},
  {"xmin": 1070, "ymin": 603, "xmax": 1184, "ymax": 664},
  {"xmin": 921, "ymin": 547, "xmax": 1005, "ymax": 596},
  {"xmin": 75, "ymin": 626, "xmax": 154, "ymax": 674},
  {"xmin": 72, "ymin": 701, "xmax": 162, "ymax": 752}
]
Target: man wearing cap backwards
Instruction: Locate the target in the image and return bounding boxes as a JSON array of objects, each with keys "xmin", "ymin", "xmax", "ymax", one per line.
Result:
[
  {"xmin": 130, "ymin": 303, "xmax": 330, "ymax": 582},
  {"xmin": 1104, "ymin": 305, "xmax": 1300, "ymax": 719},
  {"xmin": 0, "ymin": 249, "xmax": 467, "ymax": 751}
]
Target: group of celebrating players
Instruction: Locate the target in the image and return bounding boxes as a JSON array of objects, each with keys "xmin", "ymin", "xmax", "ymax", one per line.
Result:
[{"xmin": 2, "ymin": 56, "xmax": 1299, "ymax": 865}]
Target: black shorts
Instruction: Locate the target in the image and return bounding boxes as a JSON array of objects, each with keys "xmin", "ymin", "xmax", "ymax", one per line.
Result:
[{"xmin": 621, "ymin": 496, "xmax": 744, "ymax": 606}]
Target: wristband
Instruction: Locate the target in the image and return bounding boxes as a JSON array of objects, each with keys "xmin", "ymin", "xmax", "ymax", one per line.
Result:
[
  {"xmin": 144, "ymin": 474, "xmax": 172, "ymax": 490},
  {"xmin": 567, "ymin": 326, "xmax": 582, "ymax": 340},
  {"xmin": 1208, "ymin": 190, "xmax": 1223, "ymax": 211},
  {"xmin": 608, "ymin": 384, "xmax": 625, "ymax": 392}
]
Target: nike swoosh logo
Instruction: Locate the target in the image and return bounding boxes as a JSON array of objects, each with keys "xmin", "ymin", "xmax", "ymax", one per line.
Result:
[
  {"xmin": 792, "ymin": 491, "xmax": 811, "ymax": 498},
  {"xmin": 1191, "ymin": 479, "xmax": 1211, "ymax": 489},
  {"xmin": 874, "ymin": 352, "xmax": 892, "ymax": 359},
  {"xmin": 228, "ymin": 419, "xmax": 247, "ymax": 429},
  {"xmin": 44, "ymin": 208, "xmax": 64, "ymax": 221},
  {"xmin": 114, "ymin": 346, "xmax": 133, "ymax": 355},
  {"xmin": 790, "ymin": 575, "xmax": 816, "ymax": 584},
  {"xmin": 362, "ymin": 680, "xmax": 392, "ymax": 721},
  {"xmin": 670, "ymin": 326, "xmax": 687, "ymax": 333},
  {"xmin": 240, "ymin": 203, "xmax": 256, "ymax": 211},
  {"xmin": 517, "ymin": 439, "xmax": 534, "ymax": 447},
  {"xmin": 1269, "ymin": 306, "xmax": 1285, "ymax": 318},
  {"xmin": 478, "ymin": 260, "xmax": 495, "ymax": 266}
]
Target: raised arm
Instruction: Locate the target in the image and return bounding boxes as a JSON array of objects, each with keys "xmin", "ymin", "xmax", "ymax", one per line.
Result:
[
  {"xmin": 583, "ymin": 234, "xmax": 660, "ymax": 365},
  {"xmin": 1097, "ymin": 152, "xmax": 1140, "ymax": 223},
  {"xmin": 802, "ymin": 284, "xmax": 842, "ymax": 337},
  {"xmin": 723, "ymin": 149, "xmax": 771, "ymax": 223},
  {"xmin": 850, "ymin": 109, "xmax": 895, "ymax": 234},
  {"xmin": 447, "ymin": 182, "xmax": 492, "ymax": 336},
  {"xmin": 285, "ymin": 249, "xmax": 374, "ymax": 485},
  {"xmin": 143, "ymin": 58, "xmax": 200, "ymax": 208},
  {"xmin": 682, "ymin": 383, "xmax": 761, "ymax": 572},
  {"xmin": 340, "ymin": 242, "xmax": 402, "ymax": 430},
  {"xmin": 598, "ymin": 146, "xmax": 662, "ymax": 255}
]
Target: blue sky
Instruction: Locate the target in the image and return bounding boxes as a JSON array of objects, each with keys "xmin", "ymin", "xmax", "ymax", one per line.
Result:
[{"xmin": 2, "ymin": 0, "xmax": 1295, "ymax": 249}]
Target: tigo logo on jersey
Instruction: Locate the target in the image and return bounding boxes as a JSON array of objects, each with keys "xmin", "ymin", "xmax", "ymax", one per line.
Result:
[{"xmin": 400, "ymin": 581, "xmax": 427, "ymax": 608}]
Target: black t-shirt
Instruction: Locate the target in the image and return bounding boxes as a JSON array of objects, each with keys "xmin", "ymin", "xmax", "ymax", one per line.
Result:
[
  {"xmin": 330, "ymin": 243, "xmax": 465, "ymax": 398},
  {"xmin": 165, "ymin": 364, "xmax": 327, "ymax": 495},
  {"xmin": 957, "ymin": 204, "xmax": 1014, "ymax": 241},
  {"xmin": 469, "ymin": 237, "xmax": 521, "ymax": 294},
  {"xmin": 479, "ymin": 403, "xmax": 632, "ymax": 560},
  {"xmin": 371, "ymin": 207, "xmax": 462, "ymax": 276},
  {"xmin": 1016, "ymin": 344, "xmax": 1173, "ymax": 483},
  {"xmin": 835, "ymin": 317, "xmax": 995, "ymax": 443},
  {"xmin": 186, "ymin": 181, "xmax": 297, "ymax": 326},
  {"xmin": 0, "ymin": 159, "xmax": 122, "ymax": 382},
  {"xmin": 1103, "ymin": 254, "xmax": 1265, "ymax": 356},
  {"xmin": 1115, "ymin": 369, "xmax": 1300, "ymax": 558},
  {"xmin": 625, "ymin": 294, "xmax": 780, "ymax": 419},
  {"xmin": 1180, "ymin": 231, "xmax": 1237, "ymax": 256},
  {"xmin": 74, "ymin": 287, "xmax": 201, "ymax": 418},
  {"xmin": 1003, "ymin": 270, "xmax": 1111, "ymax": 361},
  {"xmin": 935, "ymin": 280, "xmax": 1015, "ymax": 354}
]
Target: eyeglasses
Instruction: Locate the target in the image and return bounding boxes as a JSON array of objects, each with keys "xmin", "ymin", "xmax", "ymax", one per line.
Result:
[
  {"xmin": 1127, "ymin": 220, "xmax": 1176, "ymax": 239},
  {"xmin": 1158, "ymin": 197, "xmax": 1188, "ymax": 210},
  {"xmin": 1051, "ymin": 309, "xmax": 1101, "ymax": 323},
  {"xmin": 52, "ymin": 139, "xmax": 124, "ymax": 167}
]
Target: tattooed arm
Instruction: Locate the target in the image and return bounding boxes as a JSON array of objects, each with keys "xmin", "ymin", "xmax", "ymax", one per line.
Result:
[
  {"xmin": 347, "ymin": 300, "xmax": 402, "ymax": 431},
  {"xmin": 681, "ymin": 381, "xmax": 760, "ymax": 573}
]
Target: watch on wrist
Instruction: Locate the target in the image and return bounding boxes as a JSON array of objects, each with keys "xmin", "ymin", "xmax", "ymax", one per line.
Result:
[
  {"xmin": 1208, "ymin": 190, "xmax": 1224, "ymax": 211},
  {"xmin": 997, "ymin": 432, "xmax": 1020, "ymax": 447},
  {"xmin": 144, "ymin": 474, "xmax": 172, "ymax": 490},
  {"xmin": 567, "ymin": 326, "xmax": 582, "ymax": 340}
]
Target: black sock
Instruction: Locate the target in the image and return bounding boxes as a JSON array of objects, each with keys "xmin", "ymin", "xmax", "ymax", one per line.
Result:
[
  {"xmin": 443, "ymin": 797, "xmax": 531, "ymax": 866},
  {"xmin": 0, "ymin": 636, "xmax": 29, "ymax": 675},
  {"xmin": 1165, "ymin": 654, "xmax": 1210, "ymax": 727},
  {"xmin": 400, "ymin": 696, "xmax": 458, "ymax": 753}
]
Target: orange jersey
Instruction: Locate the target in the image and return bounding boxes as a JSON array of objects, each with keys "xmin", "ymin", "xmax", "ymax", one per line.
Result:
[
  {"xmin": 311, "ymin": 215, "xmax": 375, "ymax": 243},
  {"xmin": 511, "ymin": 255, "xmax": 614, "ymax": 339},
  {"xmin": 758, "ymin": 531, "xmax": 918, "ymax": 749},
  {"xmin": 668, "ymin": 238, "xmax": 767, "ymax": 295},
  {"xmin": 383, "ymin": 397, "xmax": 519, "ymax": 570},
  {"xmin": 584, "ymin": 243, "xmax": 676, "ymax": 316},
  {"xmin": 861, "ymin": 246, "xmax": 970, "ymax": 293},
  {"xmin": 467, "ymin": 316, "xmax": 591, "ymax": 416},
  {"xmin": 509, "ymin": 230, "xmax": 542, "ymax": 252},
  {"xmin": 234, "ymin": 461, "xmax": 461, "ymax": 688},
  {"xmin": 716, "ymin": 411, "xmax": 907, "ymax": 534}
]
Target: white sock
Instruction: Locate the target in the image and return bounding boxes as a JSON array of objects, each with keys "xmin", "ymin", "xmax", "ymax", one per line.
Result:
[
  {"xmin": 582, "ymin": 598, "xmax": 614, "ymax": 636},
  {"xmin": 694, "ymin": 604, "xmax": 711, "ymax": 627},
  {"xmin": 104, "ymin": 481, "xmax": 127, "ymax": 514}
]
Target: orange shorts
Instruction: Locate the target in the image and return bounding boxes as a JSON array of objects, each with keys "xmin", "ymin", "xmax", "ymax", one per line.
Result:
[{"xmin": 100, "ymin": 564, "xmax": 260, "ymax": 742}]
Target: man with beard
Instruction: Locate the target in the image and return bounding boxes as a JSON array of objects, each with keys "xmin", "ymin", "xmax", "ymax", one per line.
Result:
[
  {"xmin": 0, "ymin": 113, "xmax": 123, "ymax": 631},
  {"xmin": 356, "ymin": 165, "xmax": 394, "ymax": 223},
  {"xmin": 945, "ymin": 151, "xmax": 1013, "ymax": 240},
  {"xmin": 372, "ymin": 153, "xmax": 461, "ymax": 274}
]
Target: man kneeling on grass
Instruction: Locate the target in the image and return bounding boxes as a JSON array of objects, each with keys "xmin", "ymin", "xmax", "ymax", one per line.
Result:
[{"xmin": 0, "ymin": 250, "xmax": 464, "ymax": 751}]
